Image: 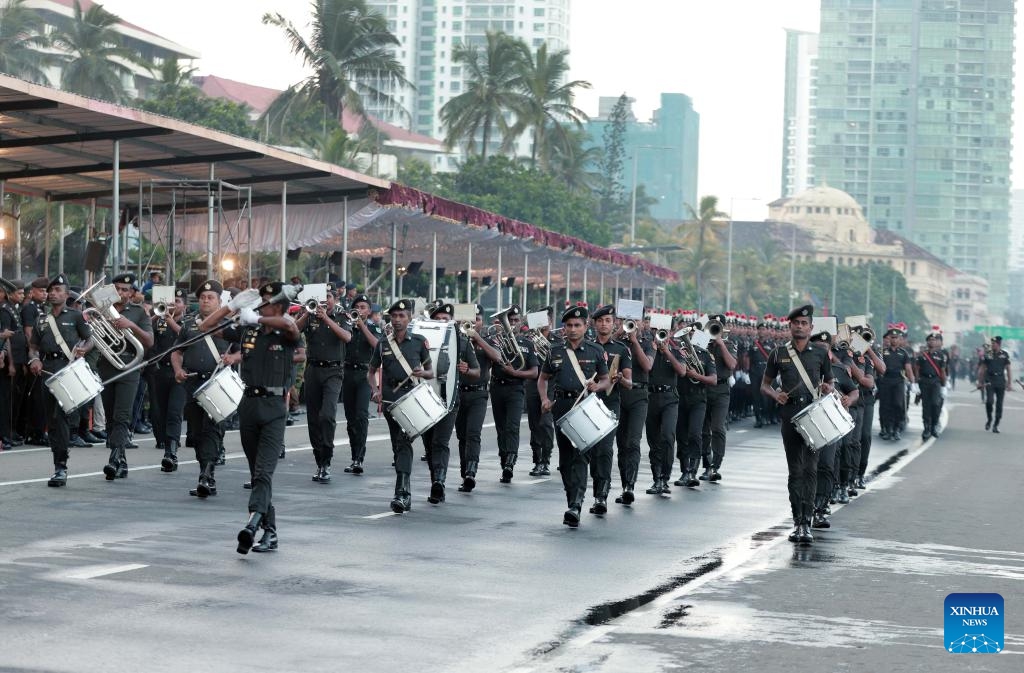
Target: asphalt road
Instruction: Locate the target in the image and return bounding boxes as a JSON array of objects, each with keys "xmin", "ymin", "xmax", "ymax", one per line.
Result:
[{"xmin": 0, "ymin": 390, "xmax": 1010, "ymax": 672}]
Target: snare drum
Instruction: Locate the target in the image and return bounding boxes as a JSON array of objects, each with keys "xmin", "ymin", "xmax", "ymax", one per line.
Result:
[
  {"xmin": 45, "ymin": 358, "xmax": 103, "ymax": 412},
  {"xmin": 388, "ymin": 384, "xmax": 447, "ymax": 439},
  {"xmin": 555, "ymin": 394, "xmax": 617, "ymax": 453},
  {"xmin": 194, "ymin": 367, "xmax": 244, "ymax": 423},
  {"xmin": 791, "ymin": 391, "xmax": 855, "ymax": 451}
]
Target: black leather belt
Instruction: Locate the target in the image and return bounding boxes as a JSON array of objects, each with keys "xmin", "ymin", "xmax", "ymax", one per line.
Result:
[
  {"xmin": 460, "ymin": 384, "xmax": 488, "ymax": 392},
  {"xmin": 243, "ymin": 386, "xmax": 286, "ymax": 398},
  {"xmin": 555, "ymin": 390, "xmax": 582, "ymax": 399},
  {"xmin": 191, "ymin": 371, "xmax": 213, "ymax": 381},
  {"xmin": 311, "ymin": 360, "xmax": 342, "ymax": 368},
  {"xmin": 344, "ymin": 362, "xmax": 368, "ymax": 371},
  {"xmin": 43, "ymin": 352, "xmax": 68, "ymax": 361},
  {"xmin": 649, "ymin": 384, "xmax": 674, "ymax": 393},
  {"xmin": 493, "ymin": 379, "xmax": 523, "ymax": 386}
]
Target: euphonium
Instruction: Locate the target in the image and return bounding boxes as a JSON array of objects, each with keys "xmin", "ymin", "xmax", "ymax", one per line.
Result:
[
  {"xmin": 526, "ymin": 328, "xmax": 551, "ymax": 362},
  {"xmin": 80, "ymin": 277, "xmax": 145, "ymax": 371},
  {"xmin": 489, "ymin": 307, "xmax": 526, "ymax": 369}
]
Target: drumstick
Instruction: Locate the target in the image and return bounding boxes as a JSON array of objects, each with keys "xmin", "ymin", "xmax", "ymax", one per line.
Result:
[{"xmin": 571, "ymin": 374, "xmax": 597, "ymax": 409}]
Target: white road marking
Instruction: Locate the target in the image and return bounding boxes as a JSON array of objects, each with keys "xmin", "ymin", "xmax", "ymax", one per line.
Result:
[
  {"xmin": 363, "ymin": 511, "xmax": 398, "ymax": 519},
  {"xmin": 520, "ymin": 478, "xmax": 552, "ymax": 484},
  {"xmin": 63, "ymin": 563, "xmax": 148, "ymax": 580}
]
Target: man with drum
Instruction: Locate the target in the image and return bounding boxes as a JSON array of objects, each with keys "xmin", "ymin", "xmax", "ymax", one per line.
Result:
[
  {"xmin": 486, "ymin": 305, "xmax": 539, "ymax": 484},
  {"xmin": 760, "ymin": 305, "xmax": 833, "ymax": 545},
  {"xmin": 419, "ymin": 302, "xmax": 479, "ymax": 504},
  {"xmin": 587, "ymin": 305, "xmax": 632, "ymax": 516},
  {"xmin": 99, "ymin": 273, "xmax": 154, "ymax": 481},
  {"xmin": 27, "ymin": 274, "xmax": 92, "ymax": 487},
  {"xmin": 150, "ymin": 288, "xmax": 186, "ymax": 471},
  {"xmin": 295, "ymin": 282, "xmax": 352, "ymax": 484},
  {"xmin": 613, "ymin": 310, "xmax": 653, "ymax": 505},
  {"xmin": 537, "ymin": 304, "xmax": 610, "ymax": 528},
  {"xmin": 342, "ymin": 293, "xmax": 381, "ymax": 475},
  {"xmin": 210, "ymin": 281, "xmax": 300, "ymax": 554},
  {"xmin": 368, "ymin": 299, "xmax": 433, "ymax": 514},
  {"xmin": 811, "ymin": 335, "xmax": 859, "ymax": 530},
  {"xmin": 172, "ymin": 281, "xmax": 231, "ymax": 499}
]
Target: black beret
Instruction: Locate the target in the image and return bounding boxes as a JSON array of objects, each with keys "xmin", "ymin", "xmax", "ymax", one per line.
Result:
[
  {"xmin": 259, "ymin": 281, "xmax": 290, "ymax": 307},
  {"xmin": 345, "ymin": 283, "xmax": 357, "ymax": 291},
  {"xmin": 508, "ymin": 304, "xmax": 521, "ymax": 316},
  {"xmin": 199, "ymin": 280, "xmax": 224, "ymax": 295},
  {"xmin": 30, "ymin": 276, "xmax": 50, "ymax": 289},
  {"xmin": 48, "ymin": 273, "xmax": 69, "ymax": 289},
  {"xmin": 429, "ymin": 302, "xmax": 454, "ymax": 318},
  {"xmin": 65, "ymin": 290, "xmax": 80, "ymax": 306},
  {"xmin": 174, "ymin": 288, "xmax": 188, "ymax": 299},
  {"xmin": 351, "ymin": 294, "xmax": 371, "ymax": 307},
  {"xmin": 787, "ymin": 304, "xmax": 813, "ymax": 321},
  {"xmin": 561, "ymin": 306, "xmax": 588, "ymax": 322},
  {"xmin": 591, "ymin": 304, "xmax": 615, "ymax": 320},
  {"xmin": 8, "ymin": 278, "xmax": 24, "ymax": 290},
  {"xmin": 993, "ymin": 336, "xmax": 1003, "ymax": 344},
  {"xmin": 884, "ymin": 328, "xmax": 901, "ymax": 338},
  {"xmin": 112, "ymin": 273, "xmax": 136, "ymax": 286},
  {"xmin": 476, "ymin": 303, "xmax": 484, "ymax": 315},
  {"xmin": 0, "ymin": 279, "xmax": 14, "ymax": 293},
  {"xmin": 756, "ymin": 320, "xmax": 767, "ymax": 328},
  {"xmin": 388, "ymin": 298, "xmax": 412, "ymax": 314},
  {"xmin": 709, "ymin": 313, "xmax": 726, "ymax": 324},
  {"xmin": 811, "ymin": 331, "xmax": 832, "ymax": 344}
]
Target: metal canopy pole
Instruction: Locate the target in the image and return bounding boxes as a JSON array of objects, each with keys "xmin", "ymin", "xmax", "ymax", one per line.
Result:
[
  {"xmin": 137, "ymin": 182, "xmax": 143, "ymax": 279},
  {"xmin": 582, "ymin": 267, "xmax": 588, "ymax": 307},
  {"xmin": 545, "ymin": 258, "xmax": 551, "ymax": 307},
  {"xmin": 43, "ymin": 197, "xmax": 50, "ymax": 276},
  {"xmin": 280, "ymin": 182, "xmax": 287, "ymax": 281},
  {"xmin": 207, "ymin": 165, "xmax": 216, "ymax": 280},
  {"xmin": 58, "ymin": 203, "xmax": 65, "ymax": 274},
  {"xmin": 430, "ymin": 231, "xmax": 437, "ymax": 300},
  {"xmin": 565, "ymin": 262, "xmax": 571, "ymax": 306},
  {"xmin": 600, "ymin": 272, "xmax": 605, "ymax": 306},
  {"xmin": 390, "ymin": 221, "xmax": 398, "ymax": 302},
  {"xmin": 496, "ymin": 245, "xmax": 503, "ymax": 312},
  {"xmin": 111, "ymin": 140, "xmax": 119, "ymax": 275},
  {"xmin": 466, "ymin": 242, "xmax": 473, "ymax": 306},
  {"xmin": 341, "ymin": 196, "xmax": 349, "ymax": 282},
  {"xmin": 522, "ymin": 253, "xmax": 529, "ymax": 309}
]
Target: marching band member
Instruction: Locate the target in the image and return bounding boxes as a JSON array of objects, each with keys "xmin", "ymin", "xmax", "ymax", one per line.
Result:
[
  {"xmin": 613, "ymin": 312, "xmax": 654, "ymax": 505},
  {"xmin": 28, "ymin": 274, "xmax": 92, "ymax": 487},
  {"xmin": 674, "ymin": 329, "xmax": 716, "ymax": 489},
  {"xmin": 878, "ymin": 328, "xmax": 914, "ymax": 441},
  {"xmin": 749, "ymin": 317, "xmax": 775, "ymax": 428},
  {"xmin": 643, "ymin": 322, "xmax": 688, "ymax": 496},
  {"xmin": 295, "ymin": 283, "xmax": 352, "ymax": 483},
  {"xmin": 368, "ymin": 299, "xmax": 433, "ymax": 514},
  {"xmin": 811, "ymin": 335, "xmax": 858, "ymax": 529},
  {"xmin": 208, "ymin": 282, "xmax": 299, "ymax": 554},
  {"xmin": 171, "ymin": 281, "xmax": 228, "ymax": 498},
  {"xmin": 839, "ymin": 340, "xmax": 875, "ymax": 500},
  {"xmin": 537, "ymin": 304, "xmax": 609, "ymax": 528},
  {"xmin": 458, "ymin": 305, "xmax": 497, "ymax": 492},
  {"xmin": 588, "ymin": 305, "xmax": 632, "ymax": 515},
  {"xmin": 855, "ymin": 340, "xmax": 885, "ymax": 489},
  {"xmin": 342, "ymin": 293, "xmax": 381, "ymax": 474},
  {"xmin": 700, "ymin": 313, "xmax": 737, "ymax": 482},
  {"xmin": 99, "ymin": 273, "xmax": 154, "ymax": 481},
  {"xmin": 914, "ymin": 330, "xmax": 948, "ymax": 440},
  {"xmin": 21, "ymin": 277, "xmax": 49, "ymax": 446},
  {"xmin": 149, "ymin": 289, "xmax": 186, "ymax": 471},
  {"xmin": 760, "ymin": 305, "xmax": 833, "ymax": 545},
  {"xmin": 0, "ymin": 279, "xmax": 22, "ymax": 450},
  {"xmin": 978, "ymin": 335, "xmax": 1011, "ymax": 433},
  {"xmin": 420, "ymin": 302, "xmax": 479, "ymax": 504},
  {"xmin": 485, "ymin": 305, "xmax": 539, "ymax": 484},
  {"xmin": 526, "ymin": 306, "xmax": 555, "ymax": 477}
]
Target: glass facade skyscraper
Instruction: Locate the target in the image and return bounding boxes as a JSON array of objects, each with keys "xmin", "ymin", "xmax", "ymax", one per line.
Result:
[{"xmin": 811, "ymin": 0, "xmax": 1014, "ymax": 317}]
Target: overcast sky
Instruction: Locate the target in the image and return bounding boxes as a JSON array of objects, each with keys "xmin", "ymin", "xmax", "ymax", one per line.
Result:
[{"xmin": 100, "ymin": 0, "xmax": 1021, "ymax": 221}]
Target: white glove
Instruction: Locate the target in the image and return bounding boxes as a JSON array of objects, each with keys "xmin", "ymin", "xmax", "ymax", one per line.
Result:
[
  {"xmin": 238, "ymin": 307, "xmax": 260, "ymax": 326},
  {"xmin": 228, "ymin": 288, "xmax": 261, "ymax": 311},
  {"xmin": 911, "ymin": 382, "xmax": 920, "ymax": 396},
  {"xmin": 940, "ymin": 386, "xmax": 948, "ymax": 400}
]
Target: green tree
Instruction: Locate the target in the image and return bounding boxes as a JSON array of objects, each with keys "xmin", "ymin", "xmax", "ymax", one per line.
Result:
[
  {"xmin": 137, "ymin": 87, "xmax": 257, "ymax": 138},
  {"xmin": 546, "ymin": 127, "xmax": 603, "ymax": 196},
  {"xmin": 508, "ymin": 43, "xmax": 590, "ymax": 169},
  {"xmin": 397, "ymin": 157, "xmax": 442, "ymax": 193},
  {"xmin": 439, "ymin": 31, "xmax": 527, "ymax": 159},
  {"xmin": 597, "ymin": 93, "xmax": 629, "ymax": 236},
  {"xmin": 147, "ymin": 56, "xmax": 196, "ymax": 99},
  {"xmin": 51, "ymin": 0, "xmax": 152, "ymax": 103},
  {"xmin": 678, "ymin": 195, "xmax": 728, "ymax": 310},
  {"xmin": 262, "ymin": 0, "xmax": 409, "ymax": 123},
  {"xmin": 0, "ymin": 0, "xmax": 53, "ymax": 84}
]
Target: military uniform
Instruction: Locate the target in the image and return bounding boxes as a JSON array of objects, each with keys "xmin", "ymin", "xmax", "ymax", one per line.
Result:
[
  {"xmin": 675, "ymin": 346, "xmax": 716, "ymax": 487},
  {"xmin": 20, "ymin": 287, "xmax": 47, "ymax": 443},
  {"xmin": 28, "ymin": 275, "xmax": 91, "ymax": 485},
  {"xmin": 814, "ymin": 354, "xmax": 858, "ymax": 526},
  {"xmin": 302, "ymin": 295, "xmax": 350, "ymax": 480},
  {"xmin": 850, "ymin": 349, "xmax": 876, "ymax": 490},
  {"xmin": 369, "ymin": 300, "xmax": 432, "ymax": 513},
  {"xmin": 980, "ymin": 343, "xmax": 1011, "ymax": 432},
  {"xmin": 541, "ymin": 313, "xmax": 608, "ymax": 526},
  {"xmin": 0, "ymin": 283, "xmax": 24, "ymax": 446},
  {"xmin": 878, "ymin": 337, "xmax": 910, "ymax": 440},
  {"xmin": 749, "ymin": 332, "xmax": 774, "ymax": 426},
  {"xmin": 341, "ymin": 294, "xmax": 381, "ymax": 473},
  {"xmin": 525, "ymin": 324, "xmax": 556, "ymax": 476},
  {"xmin": 644, "ymin": 341, "xmax": 684, "ymax": 494},
  {"xmin": 588, "ymin": 315, "xmax": 631, "ymax": 514},
  {"xmin": 915, "ymin": 339, "xmax": 948, "ymax": 439},
  {"xmin": 701, "ymin": 332, "xmax": 737, "ymax": 479},
  {"xmin": 487, "ymin": 307, "xmax": 538, "ymax": 482},
  {"xmin": 147, "ymin": 291, "xmax": 185, "ymax": 458},
  {"xmin": 456, "ymin": 316, "xmax": 491, "ymax": 491},
  {"xmin": 614, "ymin": 332, "xmax": 654, "ymax": 501}
]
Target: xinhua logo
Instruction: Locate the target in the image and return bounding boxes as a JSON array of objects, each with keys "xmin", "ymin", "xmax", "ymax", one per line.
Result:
[{"xmin": 945, "ymin": 593, "xmax": 1004, "ymax": 653}]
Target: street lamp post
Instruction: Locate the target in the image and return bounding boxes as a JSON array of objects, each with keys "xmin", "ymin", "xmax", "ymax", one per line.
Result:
[
  {"xmin": 0, "ymin": 226, "xmax": 5, "ymax": 278},
  {"xmin": 630, "ymin": 145, "xmax": 674, "ymax": 246}
]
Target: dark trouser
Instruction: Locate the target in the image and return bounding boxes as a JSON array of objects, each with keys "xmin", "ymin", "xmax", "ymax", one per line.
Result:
[
  {"xmin": 701, "ymin": 384, "xmax": 730, "ymax": 469},
  {"xmin": 131, "ymin": 374, "xmax": 148, "ymax": 429},
  {"xmin": 0, "ymin": 372, "xmax": 12, "ymax": 440},
  {"xmin": 840, "ymin": 405, "xmax": 864, "ymax": 486},
  {"xmin": 384, "ymin": 408, "xmax": 415, "ymax": 476},
  {"xmin": 184, "ymin": 381, "xmax": 225, "ymax": 466},
  {"xmin": 589, "ymin": 397, "xmax": 619, "ymax": 489},
  {"xmin": 750, "ymin": 365, "xmax": 767, "ymax": 422},
  {"xmin": 43, "ymin": 367, "xmax": 72, "ymax": 465},
  {"xmin": 342, "ymin": 369, "xmax": 371, "ymax": 462},
  {"xmin": 164, "ymin": 379, "xmax": 187, "ymax": 445},
  {"xmin": 815, "ymin": 439, "xmax": 839, "ymax": 501},
  {"xmin": 239, "ymin": 395, "xmax": 287, "ymax": 520},
  {"xmin": 147, "ymin": 365, "xmax": 176, "ymax": 446},
  {"xmin": 858, "ymin": 399, "xmax": 875, "ymax": 478},
  {"xmin": 305, "ymin": 364, "xmax": 344, "ymax": 467},
  {"xmin": 676, "ymin": 394, "xmax": 706, "ymax": 473},
  {"xmin": 615, "ymin": 387, "xmax": 648, "ymax": 487},
  {"xmin": 645, "ymin": 391, "xmax": 678, "ymax": 480},
  {"xmin": 919, "ymin": 378, "xmax": 942, "ymax": 432},
  {"xmin": 985, "ymin": 384, "xmax": 1006, "ymax": 426},
  {"xmin": 554, "ymin": 399, "xmax": 589, "ymax": 508},
  {"xmin": 455, "ymin": 389, "xmax": 488, "ymax": 474},
  {"xmin": 423, "ymin": 400, "xmax": 458, "ymax": 482},
  {"xmin": 780, "ymin": 405, "xmax": 819, "ymax": 524},
  {"xmin": 22, "ymin": 371, "xmax": 46, "ymax": 438},
  {"xmin": 525, "ymin": 382, "xmax": 554, "ymax": 464},
  {"xmin": 490, "ymin": 383, "xmax": 524, "ymax": 462},
  {"xmin": 99, "ymin": 364, "xmax": 140, "ymax": 450},
  {"xmin": 877, "ymin": 379, "xmax": 904, "ymax": 432}
]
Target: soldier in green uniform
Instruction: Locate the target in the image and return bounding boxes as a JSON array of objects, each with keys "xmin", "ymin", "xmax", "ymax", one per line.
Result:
[
  {"xmin": 537, "ymin": 305, "xmax": 610, "ymax": 528},
  {"xmin": 368, "ymin": 299, "xmax": 433, "ymax": 514},
  {"xmin": 485, "ymin": 305, "xmax": 539, "ymax": 483},
  {"xmin": 27, "ymin": 274, "xmax": 92, "ymax": 486},
  {"xmin": 458, "ymin": 305, "xmax": 499, "ymax": 492},
  {"xmin": 674, "ymin": 333, "xmax": 716, "ymax": 489},
  {"xmin": 149, "ymin": 288, "xmax": 186, "ymax": 470},
  {"xmin": 978, "ymin": 336, "xmax": 1012, "ymax": 433},
  {"xmin": 644, "ymin": 328, "xmax": 688, "ymax": 496},
  {"xmin": 587, "ymin": 305, "xmax": 631, "ymax": 515},
  {"xmin": 700, "ymin": 313, "xmax": 738, "ymax": 481},
  {"xmin": 613, "ymin": 313, "xmax": 653, "ymax": 505},
  {"xmin": 914, "ymin": 331, "xmax": 948, "ymax": 440},
  {"xmin": 878, "ymin": 329, "xmax": 915, "ymax": 441},
  {"xmin": 342, "ymin": 293, "xmax": 381, "ymax": 474}
]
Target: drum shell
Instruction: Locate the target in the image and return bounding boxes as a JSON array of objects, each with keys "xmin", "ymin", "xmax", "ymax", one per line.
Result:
[
  {"xmin": 194, "ymin": 368, "xmax": 244, "ymax": 423},
  {"xmin": 555, "ymin": 394, "xmax": 617, "ymax": 453},
  {"xmin": 390, "ymin": 384, "xmax": 447, "ymax": 439},
  {"xmin": 791, "ymin": 391, "xmax": 855, "ymax": 451},
  {"xmin": 45, "ymin": 359, "xmax": 103, "ymax": 412}
]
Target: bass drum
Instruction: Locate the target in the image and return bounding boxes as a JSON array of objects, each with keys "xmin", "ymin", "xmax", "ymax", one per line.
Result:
[
  {"xmin": 410, "ymin": 318, "xmax": 458, "ymax": 411},
  {"xmin": 194, "ymin": 367, "xmax": 244, "ymax": 423},
  {"xmin": 45, "ymin": 358, "xmax": 103, "ymax": 412},
  {"xmin": 555, "ymin": 394, "xmax": 617, "ymax": 453},
  {"xmin": 791, "ymin": 390, "xmax": 855, "ymax": 451},
  {"xmin": 389, "ymin": 383, "xmax": 447, "ymax": 439}
]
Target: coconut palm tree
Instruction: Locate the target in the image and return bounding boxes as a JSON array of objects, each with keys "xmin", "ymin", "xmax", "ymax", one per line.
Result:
[
  {"xmin": 0, "ymin": 0, "xmax": 52, "ymax": 83},
  {"xmin": 508, "ymin": 43, "xmax": 590, "ymax": 170},
  {"xmin": 439, "ymin": 31, "xmax": 527, "ymax": 159},
  {"xmin": 677, "ymin": 195, "xmax": 728, "ymax": 310},
  {"xmin": 262, "ymin": 0, "xmax": 409, "ymax": 123},
  {"xmin": 546, "ymin": 127, "xmax": 603, "ymax": 195},
  {"xmin": 147, "ymin": 56, "xmax": 196, "ymax": 99},
  {"xmin": 51, "ymin": 0, "xmax": 152, "ymax": 103}
]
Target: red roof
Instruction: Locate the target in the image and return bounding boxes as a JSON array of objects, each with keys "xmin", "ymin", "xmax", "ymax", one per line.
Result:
[
  {"xmin": 194, "ymin": 75, "xmax": 280, "ymax": 115},
  {"xmin": 341, "ymin": 109, "xmax": 445, "ymax": 148}
]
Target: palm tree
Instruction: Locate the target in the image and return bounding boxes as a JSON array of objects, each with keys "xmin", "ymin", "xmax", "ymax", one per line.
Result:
[
  {"xmin": 508, "ymin": 43, "xmax": 590, "ymax": 169},
  {"xmin": 677, "ymin": 195, "xmax": 728, "ymax": 309},
  {"xmin": 546, "ymin": 127, "xmax": 603, "ymax": 195},
  {"xmin": 262, "ymin": 0, "xmax": 409, "ymax": 123},
  {"xmin": 148, "ymin": 56, "xmax": 196, "ymax": 99},
  {"xmin": 439, "ymin": 31, "xmax": 527, "ymax": 159},
  {"xmin": 0, "ymin": 0, "xmax": 53, "ymax": 84},
  {"xmin": 51, "ymin": 0, "xmax": 152, "ymax": 103}
]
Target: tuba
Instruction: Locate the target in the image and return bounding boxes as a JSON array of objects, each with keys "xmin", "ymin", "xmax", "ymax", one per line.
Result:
[
  {"xmin": 489, "ymin": 307, "xmax": 526, "ymax": 369},
  {"xmin": 80, "ymin": 276, "xmax": 145, "ymax": 371}
]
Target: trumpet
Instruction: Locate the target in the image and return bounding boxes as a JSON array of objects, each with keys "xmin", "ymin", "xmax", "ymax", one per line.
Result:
[
  {"xmin": 623, "ymin": 319, "xmax": 638, "ymax": 334},
  {"xmin": 489, "ymin": 307, "xmax": 526, "ymax": 369},
  {"xmin": 706, "ymin": 319, "xmax": 727, "ymax": 339},
  {"xmin": 346, "ymin": 309, "xmax": 361, "ymax": 322},
  {"xmin": 655, "ymin": 328, "xmax": 670, "ymax": 343},
  {"xmin": 80, "ymin": 276, "xmax": 144, "ymax": 371},
  {"xmin": 458, "ymin": 320, "xmax": 477, "ymax": 337},
  {"xmin": 304, "ymin": 298, "xmax": 326, "ymax": 314},
  {"xmin": 152, "ymin": 302, "xmax": 168, "ymax": 317}
]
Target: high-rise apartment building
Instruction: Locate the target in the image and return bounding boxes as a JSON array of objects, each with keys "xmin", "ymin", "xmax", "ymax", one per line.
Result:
[
  {"xmin": 365, "ymin": 0, "xmax": 571, "ymax": 165},
  {"xmin": 810, "ymin": 0, "xmax": 1014, "ymax": 318},
  {"xmin": 781, "ymin": 29, "xmax": 818, "ymax": 197}
]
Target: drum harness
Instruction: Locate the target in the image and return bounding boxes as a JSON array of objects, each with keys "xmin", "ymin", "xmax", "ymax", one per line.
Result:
[
  {"xmin": 45, "ymin": 314, "xmax": 76, "ymax": 363},
  {"xmin": 385, "ymin": 330, "xmax": 418, "ymax": 396},
  {"xmin": 786, "ymin": 342, "xmax": 826, "ymax": 453},
  {"xmin": 564, "ymin": 348, "xmax": 594, "ymax": 409}
]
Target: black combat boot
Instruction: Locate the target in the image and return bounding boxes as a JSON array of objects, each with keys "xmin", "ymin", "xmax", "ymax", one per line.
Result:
[
  {"xmin": 699, "ymin": 466, "xmax": 713, "ymax": 481},
  {"xmin": 115, "ymin": 447, "xmax": 128, "ymax": 479},
  {"xmin": 563, "ymin": 499, "xmax": 582, "ymax": 528},
  {"xmin": 798, "ymin": 522, "xmax": 814, "ymax": 544},
  {"xmin": 428, "ymin": 465, "xmax": 446, "ymax": 504},
  {"xmin": 500, "ymin": 454, "xmax": 516, "ymax": 483},
  {"xmin": 236, "ymin": 512, "xmax": 263, "ymax": 555},
  {"xmin": 251, "ymin": 524, "xmax": 278, "ymax": 553},
  {"xmin": 103, "ymin": 448, "xmax": 119, "ymax": 480},
  {"xmin": 319, "ymin": 463, "xmax": 332, "ymax": 484},
  {"xmin": 459, "ymin": 460, "xmax": 478, "ymax": 492},
  {"xmin": 192, "ymin": 463, "xmax": 215, "ymax": 498},
  {"xmin": 645, "ymin": 472, "xmax": 663, "ymax": 494},
  {"xmin": 47, "ymin": 464, "xmax": 68, "ymax": 487},
  {"xmin": 673, "ymin": 460, "xmax": 687, "ymax": 486},
  {"xmin": 160, "ymin": 440, "xmax": 179, "ymax": 473},
  {"xmin": 589, "ymin": 480, "xmax": 610, "ymax": 515}
]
